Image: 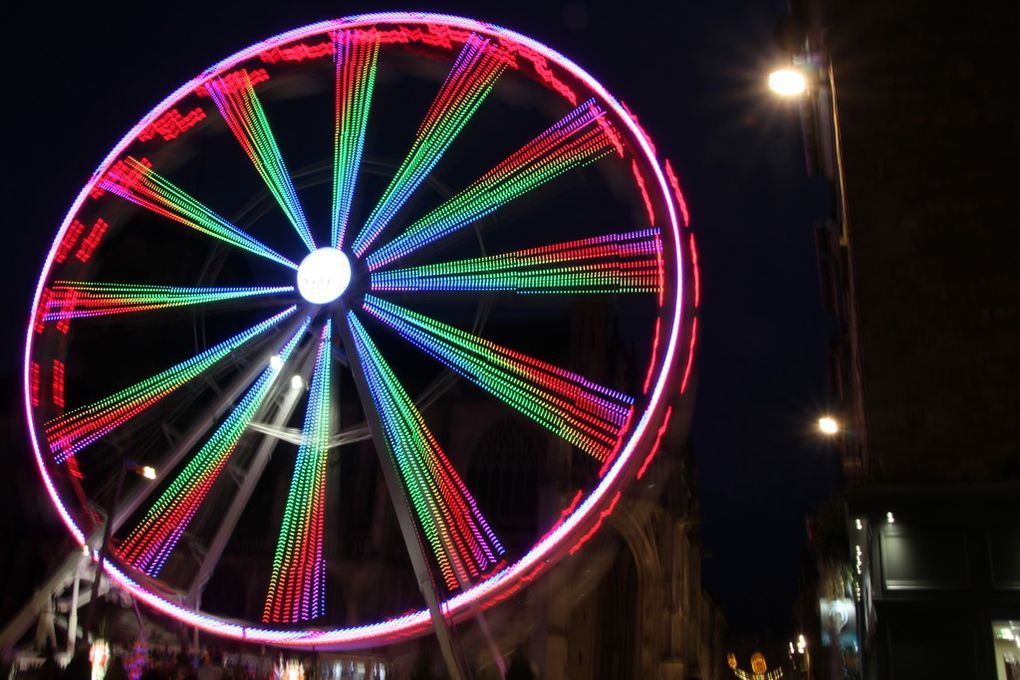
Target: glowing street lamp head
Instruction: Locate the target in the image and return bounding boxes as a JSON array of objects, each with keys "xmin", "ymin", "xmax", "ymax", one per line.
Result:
[
  {"xmin": 818, "ymin": 415, "xmax": 840, "ymax": 435},
  {"xmin": 297, "ymin": 248, "xmax": 352, "ymax": 304},
  {"xmin": 768, "ymin": 67, "xmax": 808, "ymax": 96}
]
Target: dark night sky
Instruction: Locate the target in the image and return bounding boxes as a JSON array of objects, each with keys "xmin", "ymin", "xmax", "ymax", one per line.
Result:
[{"xmin": 2, "ymin": 1, "xmax": 838, "ymax": 634}]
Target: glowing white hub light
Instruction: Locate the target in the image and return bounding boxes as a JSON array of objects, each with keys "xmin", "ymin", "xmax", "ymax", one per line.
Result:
[
  {"xmin": 297, "ymin": 248, "xmax": 352, "ymax": 304},
  {"xmin": 768, "ymin": 67, "xmax": 808, "ymax": 96},
  {"xmin": 269, "ymin": 355, "xmax": 284, "ymax": 370}
]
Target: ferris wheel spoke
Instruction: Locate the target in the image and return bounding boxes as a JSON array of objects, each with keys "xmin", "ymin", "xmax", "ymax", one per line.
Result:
[
  {"xmin": 369, "ymin": 228, "xmax": 663, "ymax": 295},
  {"xmin": 346, "ymin": 312, "xmax": 505, "ymax": 590},
  {"xmin": 206, "ymin": 70, "xmax": 317, "ymax": 252},
  {"xmin": 110, "ymin": 312, "xmax": 312, "ymax": 534},
  {"xmin": 263, "ymin": 321, "xmax": 333, "ymax": 624},
  {"xmin": 116, "ymin": 318, "xmax": 310, "ymax": 576},
  {"xmin": 100, "ymin": 157, "xmax": 297, "ymax": 269},
  {"xmin": 364, "ymin": 99, "xmax": 622, "ymax": 271},
  {"xmin": 331, "ymin": 29, "xmax": 380, "ymax": 250},
  {"xmin": 361, "ymin": 295, "xmax": 634, "ymax": 462},
  {"xmin": 349, "ymin": 34, "xmax": 509, "ymax": 257},
  {"xmin": 43, "ymin": 282, "xmax": 294, "ymax": 322},
  {"xmin": 44, "ymin": 305, "xmax": 298, "ymax": 464}
]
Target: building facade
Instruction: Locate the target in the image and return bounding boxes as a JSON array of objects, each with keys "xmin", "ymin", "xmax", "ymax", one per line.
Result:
[{"xmin": 788, "ymin": 1, "xmax": 1020, "ymax": 677}]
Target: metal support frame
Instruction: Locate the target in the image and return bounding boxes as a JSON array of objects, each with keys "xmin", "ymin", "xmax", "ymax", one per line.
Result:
[
  {"xmin": 336, "ymin": 311, "xmax": 470, "ymax": 680},
  {"xmin": 185, "ymin": 349, "xmax": 312, "ymax": 607},
  {"xmin": 111, "ymin": 313, "xmax": 309, "ymax": 534}
]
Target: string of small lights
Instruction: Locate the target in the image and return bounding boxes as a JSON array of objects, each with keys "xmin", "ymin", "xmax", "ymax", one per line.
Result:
[
  {"xmin": 369, "ymin": 228, "xmax": 662, "ymax": 294},
  {"xmin": 331, "ymin": 29, "xmax": 380, "ymax": 249},
  {"xmin": 350, "ymin": 34, "xmax": 508, "ymax": 256},
  {"xmin": 100, "ymin": 157, "xmax": 297, "ymax": 269},
  {"xmin": 44, "ymin": 282, "xmax": 293, "ymax": 321},
  {"xmin": 264, "ymin": 321, "xmax": 332, "ymax": 623},
  {"xmin": 361, "ymin": 296, "xmax": 633, "ymax": 461},
  {"xmin": 117, "ymin": 319, "xmax": 310, "ymax": 575},
  {"xmin": 206, "ymin": 70, "xmax": 317, "ymax": 252},
  {"xmin": 348, "ymin": 312, "xmax": 505, "ymax": 591},
  {"xmin": 45, "ymin": 306, "xmax": 297, "ymax": 463},
  {"xmin": 365, "ymin": 98, "xmax": 620, "ymax": 271}
]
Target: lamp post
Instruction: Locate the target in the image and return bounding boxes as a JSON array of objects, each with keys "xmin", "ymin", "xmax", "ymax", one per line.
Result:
[{"xmin": 82, "ymin": 461, "xmax": 156, "ymax": 641}]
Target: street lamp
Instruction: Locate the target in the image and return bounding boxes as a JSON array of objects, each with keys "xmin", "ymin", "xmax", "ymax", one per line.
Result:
[
  {"xmin": 768, "ymin": 66, "xmax": 808, "ymax": 96},
  {"xmin": 818, "ymin": 415, "xmax": 840, "ymax": 435},
  {"xmin": 82, "ymin": 461, "xmax": 157, "ymax": 640}
]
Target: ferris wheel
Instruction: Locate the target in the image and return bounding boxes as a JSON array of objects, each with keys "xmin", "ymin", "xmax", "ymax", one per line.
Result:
[{"xmin": 24, "ymin": 13, "xmax": 695, "ymax": 653}]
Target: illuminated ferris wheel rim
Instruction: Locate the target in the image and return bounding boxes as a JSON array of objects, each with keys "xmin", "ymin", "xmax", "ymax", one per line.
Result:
[{"xmin": 23, "ymin": 12, "xmax": 688, "ymax": 647}]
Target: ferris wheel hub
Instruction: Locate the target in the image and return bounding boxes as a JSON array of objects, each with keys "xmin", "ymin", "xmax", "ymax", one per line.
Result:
[{"xmin": 296, "ymin": 247, "xmax": 352, "ymax": 304}]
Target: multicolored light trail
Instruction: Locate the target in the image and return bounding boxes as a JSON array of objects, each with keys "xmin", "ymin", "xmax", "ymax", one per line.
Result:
[
  {"xmin": 361, "ymin": 296, "xmax": 633, "ymax": 461},
  {"xmin": 206, "ymin": 71, "xmax": 316, "ymax": 252},
  {"xmin": 331, "ymin": 29, "xmax": 379, "ymax": 249},
  {"xmin": 100, "ymin": 157, "xmax": 296, "ymax": 269},
  {"xmin": 43, "ymin": 282, "xmax": 293, "ymax": 321},
  {"xmin": 350, "ymin": 34, "xmax": 507, "ymax": 256},
  {"xmin": 369, "ymin": 228, "xmax": 662, "ymax": 294},
  {"xmin": 347, "ymin": 313, "xmax": 504, "ymax": 591},
  {"xmin": 117, "ymin": 319, "xmax": 310, "ymax": 576},
  {"xmin": 264, "ymin": 321, "xmax": 332, "ymax": 623},
  {"xmin": 45, "ymin": 306, "xmax": 297, "ymax": 463},
  {"xmin": 365, "ymin": 99, "xmax": 620, "ymax": 270}
]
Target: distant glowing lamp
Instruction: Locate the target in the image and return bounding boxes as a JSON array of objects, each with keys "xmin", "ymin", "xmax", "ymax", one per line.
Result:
[
  {"xmin": 768, "ymin": 67, "xmax": 808, "ymax": 96},
  {"xmin": 886, "ymin": 511, "xmax": 895, "ymax": 524},
  {"xmin": 750, "ymin": 652, "xmax": 767, "ymax": 674},
  {"xmin": 140, "ymin": 465, "xmax": 157, "ymax": 480},
  {"xmin": 269, "ymin": 354, "xmax": 285, "ymax": 370},
  {"xmin": 290, "ymin": 375, "xmax": 304, "ymax": 391},
  {"xmin": 818, "ymin": 415, "xmax": 840, "ymax": 435}
]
